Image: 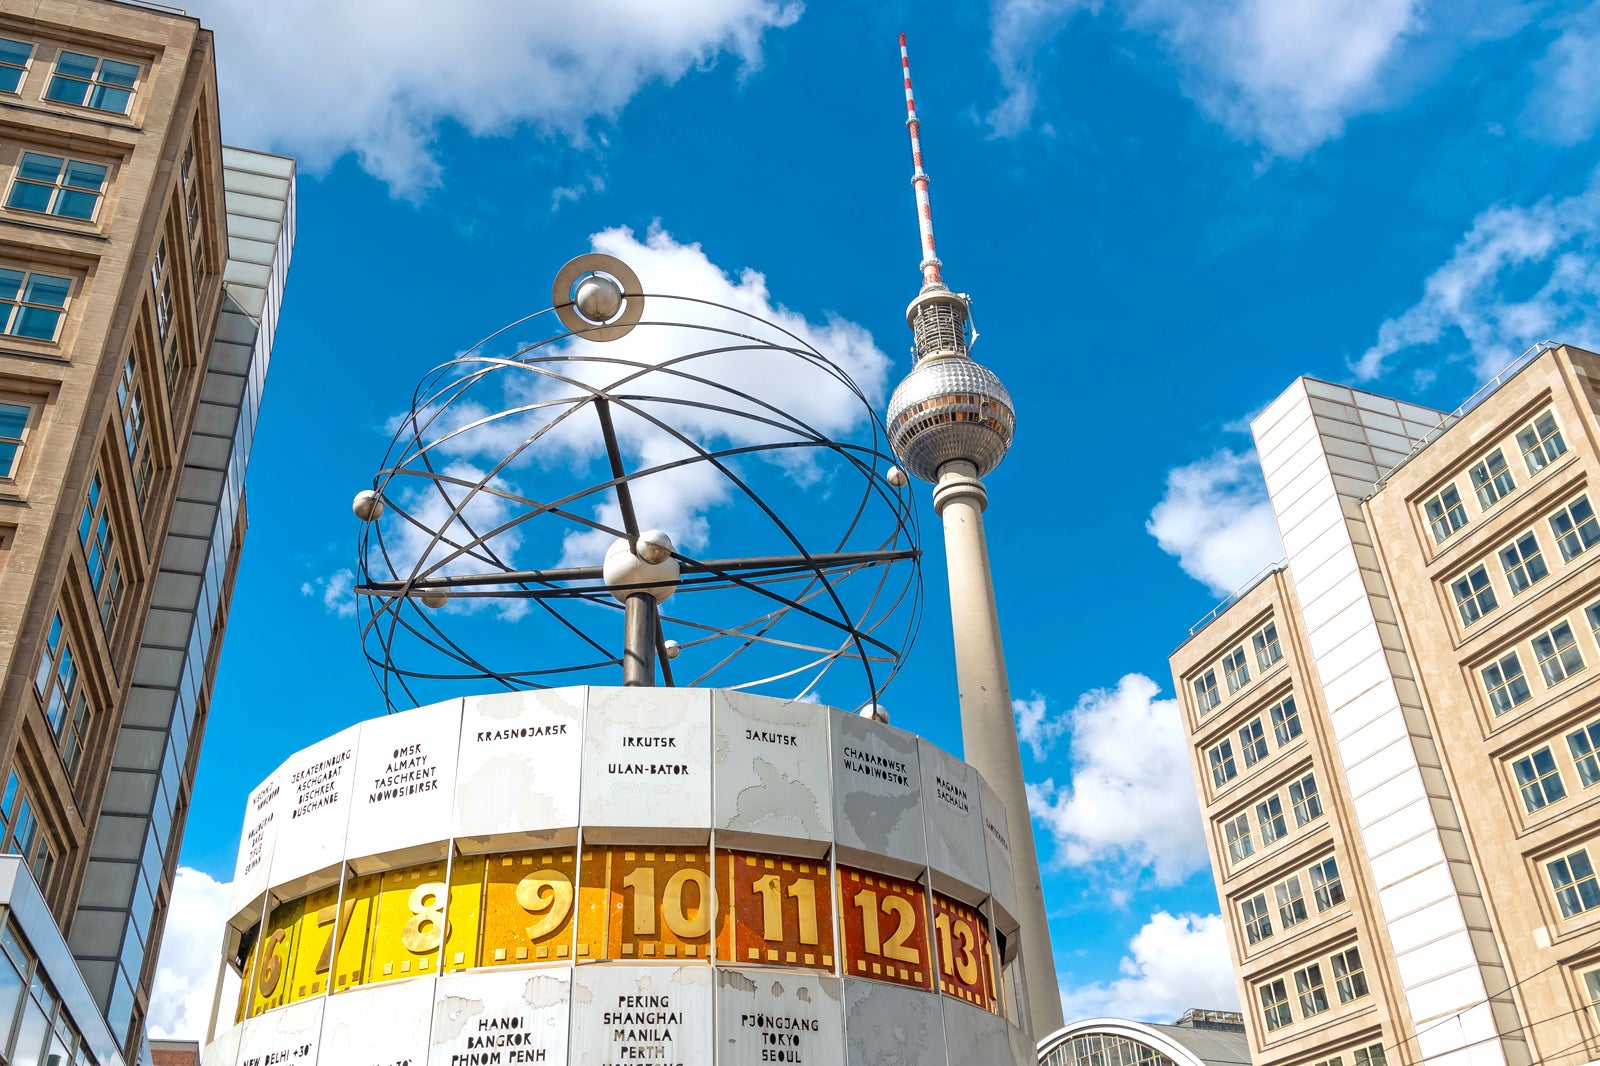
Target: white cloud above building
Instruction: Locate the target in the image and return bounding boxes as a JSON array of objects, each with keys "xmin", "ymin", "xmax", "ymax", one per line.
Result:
[
  {"xmin": 1147, "ymin": 448, "xmax": 1283, "ymax": 599},
  {"xmin": 1058, "ymin": 911, "xmax": 1240, "ymax": 1021}
]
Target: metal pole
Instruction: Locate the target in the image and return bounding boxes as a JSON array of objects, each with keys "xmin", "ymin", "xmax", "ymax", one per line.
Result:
[{"xmin": 622, "ymin": 593, "xmax": 658, "ymax": 687}]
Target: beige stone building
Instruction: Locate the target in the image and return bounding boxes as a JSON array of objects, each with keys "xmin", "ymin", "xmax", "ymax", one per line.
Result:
[
  {"xmin": 0, "ymin": 1, "xmax": 292, "ymax": 1061},
  {"xmin": 1171, "ymin": 343, "xmax": 1600, "ymax": 1066}
]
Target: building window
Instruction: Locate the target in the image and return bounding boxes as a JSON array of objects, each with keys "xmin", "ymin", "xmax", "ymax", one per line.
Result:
[
  {"xmin": 1352, "ymin": 1044, "xmax": 1387, "ymax": 1066},
  {"xmin": 1224, "ymin": 814, "xmax": 1253, "ymax": 863},
  {"xmin": 1257, "ymin": 796, "xmax": 1288, "ymax": 845},
  {"xmin": 1551, "ymin": 497, "xmax": 1600, "ymax": 562},
  {"xmin": 1290, "ymin": 773, "xmax": 1324, "ymax": 826},
  {"xmin": 1482, "ymin": 652, "xmax": 1532, "ymax": 715},
  {"xmin": 1223, "ymin": 646, "xmax": 1251, "ymax": 694},
  {"xmin": 1548, "ymin": 848, "xmax": 1600, "ymax": 918},
  {"xmin": 118, "ymin": 354, "xmax": 152, "ymax": 507},
  {"xmin": 1270, "ymin": 695, "xmax": 1303, "ymax": 746},
  {"xmin": 1193, "ymin": 670, "xmax": 1220, "ymax": 715},
  {"xmin": 1312, "ymin": 1058, "xmax": 1345, "ymax": 1066},
  {"xmin": 0, "ymin": 38, "xmax": 31, "ymax": 94},
  {"xmin": 5, "ymin": 153, "xmax": 108, "ymax": 221},
  {"xmin": 1513, "ymin": 746, "xmax": 1567, "ymax": 813},
  {"xmin": 1499, "ymin": 532, "xmax": 1549, "ymax": 594},
  {"xmin": 1424, "ymin": 484, "xmax": 1468, "ymax": 543},
  {"xmin": 1329, "ymin": 947, "xmax": 1370, "ymax": 1004},
  {"xmin": 0, "ymin": 400, "xmax": 32, "ymax": 479},
  {"xmin": 33, "ymin": 614, "xmax": 90, "ymax": 782},
  {"xmin": 1239, "ymin": 718, "xmax": 1268, "ymax": 768},
  {"xmin": 1311, "ymin": 856, "xmax": 1345, "ymax": 911},
  {"xmin": 1241, "ymin": 893, "xmax": 1273, "ymax": 945},
  {"xmin": 1583, "ymin": 968, "xmax": 1600, "ymax": 1026},
  {"xmin": 1451, "ymin": 565, "xmax": 1498, "ymax": 626},
  {"xmin": 1259, "ymin": 979, "xmax": 1292, "ymax": 1032},
  {"xmin": 1568, "ymin": 720, "xmax": 1600, "ymax": 788},
  {"xmin": 79, "ymin": 472, "xmax": 123, "ymax": 634},
  {"xmin": 1253, "ymin": 622, "xmax": 1282, "ymax": 671},
  {"xmin": 1470, "ymin": 448, "xmax": 1516, "ymax": 509},
  {"xmin": 0, "ymin": 775, "xmax": 52, "ymax": 890},
  {"xmin": 1294, "ymin": 963, "xmax": 1330, "ymax": 1017},
  {"xmin": 1276, "ymin": 874, "xmax": 1308, "ymax": 929},
  {"xmin": 1518, "ymin": 410, "xmax": 1567, "ymax": 475},
  {"xmin": 1208, "ymin": 740, "xmax": 1237, "ymax": 788},
  {"xmin": 1533, "ymin": 621, "xmax": 1585, "ymax": 686},
  {"xmin": 44, "ymin": 51, "xmax": 136, "ymax": 114},
  {"xmin": 1589, "ymin": 600, "xmax": 1600, "ymax": 641},
  {"xmin": 0, "ymin": 269, "xmax": 69, "ymax": 341}
]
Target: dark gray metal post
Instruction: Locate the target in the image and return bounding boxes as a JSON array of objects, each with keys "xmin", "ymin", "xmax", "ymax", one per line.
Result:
[{"xmin": 622, "ymin": 592, "xmax": 658, "ymax": 686}]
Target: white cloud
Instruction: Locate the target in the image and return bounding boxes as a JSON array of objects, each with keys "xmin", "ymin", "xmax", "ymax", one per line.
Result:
[
  {"xmin": 1524, "ymin": 3, "xmax": 1600, "ymax": 145},
  {"xmin": 1058, "ymin": 911, "xmax": 1239, "ymax": 1021},
  {"xmin": 382, "ymin": 222, "xmax": 890, "ymax": 581},
  {"xmin": 986, "ymin": 0, "xmax": 1526, "ymax": 154},
  {"xmin": 302, "ymin": 568, "xmax": 357, "ymax": 618},
  {"xmin": 1147, "ymin": 449, "xmax": 1283, "ymax": 598},
  {"xmin": 1014, "ymin": 693, "xmax": 1066, "ymax": 760},
  {"xmin": 148, "ymin": 867, "xmax": 232, "ymax": 1040},
  {"xmin": 1354, "ymin": 166, "xmax": 1600, "ymax": 382},
  {"xmin": 189, "ymin": 0, "xmax": 802, "ymax": 196},
  {"xmin": 1027, "ymin": 674, "xmax": 1207, "ymax": 885}
]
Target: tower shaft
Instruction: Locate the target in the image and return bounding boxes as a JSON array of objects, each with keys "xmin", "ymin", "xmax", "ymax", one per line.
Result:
[{"xmin": 933, "ymin": 461, "xmax": 1063, "ymax": 1036}]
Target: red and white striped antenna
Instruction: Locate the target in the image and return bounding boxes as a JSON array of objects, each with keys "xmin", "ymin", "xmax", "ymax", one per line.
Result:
[{"xmin": 900, "ymin": 33, "xmax": 943, "ymax": 291}]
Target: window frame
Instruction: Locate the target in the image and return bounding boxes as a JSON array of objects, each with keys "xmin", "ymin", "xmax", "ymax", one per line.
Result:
[
  {"xmin": 0, "ymin": 38, "xmax": 33, "ymax": 95},
  {"xmin": 4, "ymin": 151, "xmax": 109, "ymax": 222},
  {"xmin": 1332, "ymin": 947, "xmax": 1370, "ymax": 1003},
  {"xmin": 1208, "ymin": 739, "xmax": 1237, "ymax": 789},
  {"xmin": 0, "ymin": 395, "xmax": 37, "ymax": 481},
  {"xmin": 1532, "ymin": 620, "xmax": 1585, "ymax": 687},
  {"xmin": 44, "ymin": 50, "xmax": 139, "ymax": 116},
  {"xmin": 1238, "ymin": 718, "xmax": 1268, "ymax": 769},
  {"xmin": 1258, "ymin": 978, "xmax": 1292, "ymax": 1032},
  {"xmin": 1224, "ymin": 813, "xmax": 1254, "ymax": 864},
  {"xmin": 1469, "ymin": 448, "xmax": 1516, "ymax": 509},
  {"xmin": 1482, "ymin": 651, "xmax": 1532, "ymax": 716},
  {"xmin": 1568, "ymin": 718, "xmax": 1600, "ymax": 789},
  {"xmin": 1241, "ymin": 893, "xmax": 1273, "ymax": 946},
  {"xmin": 31, "ymin": 612, "xmax": 91, "ymax": 783},
  {"xmin": 1276, "ymin": 874, "xmax": 1309, "ymax": 929},
  {"xmin": 1294, "ymin": 962, "xmax": 1330, "ymax": 1017},
  {"xmin": 1513, "ymin": 746, "xmax": 1568, "ymax": 813},
  {"xmin": 1223, "ymin": 645, "xmax": 1252, "ymax": 694},
  {"xmin": 1311, "ymin": 856, "xmax": 1345, "ymax": 912},
  {"xmin": 1450, "ymin": 564, "xmax": 1498, "ymax": 627},
  {"xmin": 1550, "ymin": 496, "xmax": 1600, "ymax": 563},
  {"xmin": 1252, "ymin": 621, "xmax": 1283, "ymax": 672},
  {"xmin": 1499, "ymin": 531, "xmax": 1549, "ymax": 595},
  {"xmin": 0, "ymin": 774, "xmax": 53, "ymax": 890},
  {"xmin": 1192, "ymin": 670, "xmax": 1220, "ymax": 715},
  {"xmin": 1270, "ymin": 695, "xmax": 1303, "ymax": 747},
  {"xmin": 1518, "ymin": 410, "xmax": 1567, "ymax": 475},
  {"xmin": 1290, "ymin": 772, "xmax": 1324, "ymax": 827},
  {"xmin": 1424, "ymin": 483, "xmax": 1469, "ymax": 543},
  {"xmin": 0, "ymin": 267, "xmax": 70, "ymax": 343},
  {"xmin": 1548, "ymin": 847, "xmax": 1600, "ymax": 919},
  {"xmin": 1256, "ymin": 795, "xmax": 1288, "ymax": 846}
]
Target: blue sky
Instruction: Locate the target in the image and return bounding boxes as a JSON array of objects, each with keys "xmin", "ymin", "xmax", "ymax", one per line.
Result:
[{"xmin": 148, "ymin": 0, "xmax": 1600, "ymax": 1037}]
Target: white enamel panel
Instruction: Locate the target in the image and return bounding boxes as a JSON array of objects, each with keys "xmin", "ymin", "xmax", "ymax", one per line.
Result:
[
  {"xmin": 455, "ymin": 688, "xmax": 585, "ymax": 848},
  {"xmin": 230, "ymin": 768, "xmax": 287, "ymax": 921},
  {"xmin": 581, "ymin": 688, "xmax": 712, "ymax": 839},
  {"xmin": 569, "ymin": 964, "xmax": 713, "ymax": 1066},
  {"xmin": 429, "ymin": 967, "xmax": 572, "ymax": 1066},
  {"xmin": 918, "ymin": 739, "xmax": 988, "ymax": 902},
  {"xmin": 346, "ymin": 700, "xmax": 462, "ymax": 862},
  {"xmin": 714, "ymin": 968, "xmax": 844, "ymax": 1066},
  {"xmin": 977, "ymin": 776, "xmax": 1018, "ymax": 930},
  {"xmin": 832, "ymin": 711, "xmax": 926, "ymax": 877},
  {"xmin": 268, "ymin": 726, "xmax": 360, "ymax": 890},
  {"xmin": 713, "ymin": 690, "xmax": 831, "ymax": 855},
  {"xmin": 318, "ymin": 977, "xmax": 434, "ymax": 1063},
  {"xmin": 236, "ymin": 997, "xmax": 323, "ymax": 1066}
]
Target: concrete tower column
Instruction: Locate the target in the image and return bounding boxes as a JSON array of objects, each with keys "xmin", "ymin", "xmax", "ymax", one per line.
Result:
[{"xmin": 934, "ymin": 460, "xmax": 1062, "ymax": 1035}]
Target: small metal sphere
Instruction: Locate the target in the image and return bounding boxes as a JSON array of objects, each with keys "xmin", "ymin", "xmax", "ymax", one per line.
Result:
[
  {"xmin": 886, "ymin": 355, "xmax": 1015, "ymax": 483},
  {"xmin": 662, "ymin": 639, "xmax": 682, "ymax": 660},
  {"xmin": 352, "ymin": 489, "xmax": 385, "ymax": 521},
  {"xmin": 886, "ymin": 466, "xmax": 908, "ymax": 488},
  {"xmin": 635, "ymin": 529, "xmax": 674, "ymax": 565},
  {"xmin": 856, "ymin": 701, "xmax": 889, "ymax": 724},
  {"xmin": 419, "ymin": 589, "xmax": 450, "ymax": 609},
  {"xmin": 574, "ymin": 274, "xmax": 624, "ymax": 323}
]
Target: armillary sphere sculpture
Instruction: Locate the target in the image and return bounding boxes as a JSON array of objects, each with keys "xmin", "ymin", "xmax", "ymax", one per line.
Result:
[{"xmin": 351, "ymin": 253, "xmax": 922, "ymax": 712}]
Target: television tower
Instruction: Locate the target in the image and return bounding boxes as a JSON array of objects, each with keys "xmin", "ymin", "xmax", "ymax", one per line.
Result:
[{"xmin": 886, "ymin": 34, "xmax": 1063, "ymax": 1036}]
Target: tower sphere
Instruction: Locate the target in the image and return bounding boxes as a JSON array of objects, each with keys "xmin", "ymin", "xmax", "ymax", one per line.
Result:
[{"xmin": 885, "ymin": 355, "xmax": 1015, "ymax": 483}]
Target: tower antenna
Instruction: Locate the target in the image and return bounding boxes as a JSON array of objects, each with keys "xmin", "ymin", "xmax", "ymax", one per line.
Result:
[{"xmin": 900, "ymin": 33, "xmax": 943, "ymax": 291}]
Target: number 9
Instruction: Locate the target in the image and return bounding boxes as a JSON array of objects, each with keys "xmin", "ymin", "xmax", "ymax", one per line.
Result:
[{"xmin": 515, "ymin": 870, "xmax": 574, "ymax": 941}]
